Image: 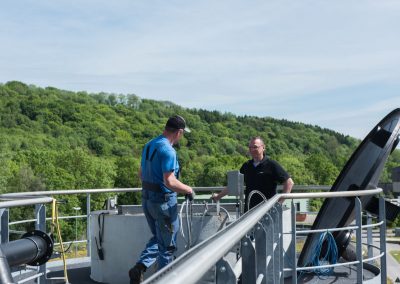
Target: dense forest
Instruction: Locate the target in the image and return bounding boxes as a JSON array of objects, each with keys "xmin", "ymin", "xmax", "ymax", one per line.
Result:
[{"xmin": 1, "ymin": 81, "xmax": 399, "ymax": 237}]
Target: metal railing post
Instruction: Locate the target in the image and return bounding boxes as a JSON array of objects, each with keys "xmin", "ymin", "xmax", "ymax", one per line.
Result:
[
  {"xmin": 216, "ymin": 258, "xmax": 236, "ymax": 284},
  {"xmin": 87, "ymin": 193, "xmax": 91, "ymax": 257},
  {"xmin": 35, "ymin": 204, "xmax": 46, "ymax": 284},
  {"xmin": 379, "ymin": 197, "xmax": 387, "ymax": 283},
  {"xmin": 355, "ymin": 197, "xmax": 363, "ymax": 283},
  {"xmin": 291, "ymin": 201, "xmax": 297, "ymax": 284},
  {"xmin": 276, "ymin": 204, "xmax": 283, "ymax": 284},
  {"xmin": 263, "ymin": 214, "xmax": 274, "ymax": 284},
  {"xmin": 241, "ymin": 235, "xmax": 256, "ymax": 284},
  {"xmin": 366, "ymin": 213, "xmax": 373, "ymax": 262},
  {"xmin": 255, "ymin": 221, "xmax": 267, "ymax": 284},
  {"xmin": 271, "ymin": 206, "xmax": 281, "ymax": 283},
  {"xmin": 0, "ymin": 208, "xmax": 9, "ymax": 243},
  {"xmin": 35, "ymin": 204, "xmax": 46, "ymax": 232}
]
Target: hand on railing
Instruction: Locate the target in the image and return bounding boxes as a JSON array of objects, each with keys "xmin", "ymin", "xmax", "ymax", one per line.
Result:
[
  {"xmin": 210, "ymin": 187, "xmax": 228, "ymax": 202},
  {"xmin": 210, "ymin": 193, "xmax": 219, "ymax": 202}
]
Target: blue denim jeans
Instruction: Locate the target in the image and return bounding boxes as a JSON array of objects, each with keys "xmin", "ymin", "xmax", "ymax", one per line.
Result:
[{"xmin": 137, "ymin": 190, "xmax": 179, "ymax": 270}]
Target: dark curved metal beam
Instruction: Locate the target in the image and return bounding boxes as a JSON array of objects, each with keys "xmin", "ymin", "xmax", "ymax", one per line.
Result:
[{"xmin": 298, "ymin": 108, "xmax": 400, "ymax": 267}]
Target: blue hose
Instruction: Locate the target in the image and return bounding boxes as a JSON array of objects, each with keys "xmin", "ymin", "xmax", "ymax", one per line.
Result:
[{"xmin": 300, "ymin": 231, "xmax": 338, "ymax": 279}]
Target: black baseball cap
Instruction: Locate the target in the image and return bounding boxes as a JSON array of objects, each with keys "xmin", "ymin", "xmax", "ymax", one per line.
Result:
[{"xmin": 165, "ymin": 115, "xmax": 191, "ymax": 133}]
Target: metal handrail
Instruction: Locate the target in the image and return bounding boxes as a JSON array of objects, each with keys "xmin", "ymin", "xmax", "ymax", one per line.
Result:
[
  {"xmin": 279, "ymin": 188, "xmax": 381, "ymax": 199},
  {"xmin": 362, "ymin": 221, "xmax": 384, "ymax": 229},
  {"xmin": 295, "ymin": 260, "xmax": 360, "ymax": 271},
  {"xmin": 0, "ymin": 197, "xmax": 54, "ymax": 209},
  {"xmin": 144, "ymin": 194, "xmax": 282, "ymax": 284},
  {"xmin": 143, "ymin": 188, "xmax": 383, "ymax": 284},
  {"xmin": 0, "ymin": 184, "xmax": 331, "ymax": 200},
  {"xmin": 0, "ymin": 188, "xmax": 141, "ymax": 198},
  {"xmin": 9, "ymin": 215, "xmax": 88, "ymax": 226},
  {"xmin": 297, "ymin": 219, "xmax": 384, "ymax": 235},
  {"xmin": 297, "ymin": 225, "xmax": 359, "ymax": 234},
  {"xmin": 363, "ymin": 252, "xmax": 385, "ymax": 263}
]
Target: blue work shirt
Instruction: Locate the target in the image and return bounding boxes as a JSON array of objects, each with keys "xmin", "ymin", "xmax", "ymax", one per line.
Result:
[{"xmin": 141, "ymin": 135, "xmax": 179, "ymax": 194}]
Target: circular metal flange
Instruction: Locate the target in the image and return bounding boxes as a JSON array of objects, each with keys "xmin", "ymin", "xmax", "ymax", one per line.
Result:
[{"xmin": 22, "ymin": 230, "xmax": 54, "ymax": 266}]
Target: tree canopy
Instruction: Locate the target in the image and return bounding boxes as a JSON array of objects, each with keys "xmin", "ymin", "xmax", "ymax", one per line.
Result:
[{"xmin": 1, "ymin": 81, "xmax": 399, "ymax": 192}]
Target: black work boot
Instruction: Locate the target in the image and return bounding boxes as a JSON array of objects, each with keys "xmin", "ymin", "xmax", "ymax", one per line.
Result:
[{"xmin": 129, "ymin": 263, "xmax": 146, "ymax": 284}]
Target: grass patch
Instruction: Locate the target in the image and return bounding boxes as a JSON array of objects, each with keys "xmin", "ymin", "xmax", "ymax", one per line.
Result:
[
  {"xmin": 296, "ymin": 239, "xmax": 305, "ymax": 253},
  {"xmin": 390, "ymin": 250, "xmax": 400, "ymax": 263},
  {"xmin": 49, "ymin": 243, "xmax": 87, "ymax": 262}
]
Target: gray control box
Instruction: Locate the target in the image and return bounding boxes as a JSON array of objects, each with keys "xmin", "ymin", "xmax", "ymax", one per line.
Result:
[{"xmin": 227, "ymin": 170, "xmax": 244, "ymax": 196}]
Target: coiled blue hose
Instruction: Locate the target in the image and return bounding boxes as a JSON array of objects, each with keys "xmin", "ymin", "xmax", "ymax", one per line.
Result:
[{"xmin": 300, "ymin": 231, "xmax": 338, "ymax": 278}]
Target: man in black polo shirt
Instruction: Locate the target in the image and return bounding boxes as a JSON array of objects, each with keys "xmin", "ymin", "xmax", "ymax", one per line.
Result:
[
  {"xmin": 241, "ymin": 136, "xmax": 294, "ymax": 210},
  {"xmin": 212, "ymin": 136, "xmax": 294, "ymax": 210}
]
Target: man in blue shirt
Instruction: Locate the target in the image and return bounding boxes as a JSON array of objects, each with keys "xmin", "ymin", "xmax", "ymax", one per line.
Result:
[{"xmin": 129, "ymin": 115, "xmax": 194, "ymax": 284}]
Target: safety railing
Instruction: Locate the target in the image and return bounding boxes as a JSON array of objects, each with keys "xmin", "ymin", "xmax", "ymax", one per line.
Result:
[
  {"xmin": 287, "ymin": 190, "xmax": 387, "ymax": 284},
  {"xmin": 0, "ymin": 185, "xmax": 326, "ymax": 255},
  {"xmin": 0, "ymin": 186, "xmax": 385, "ymax": 284},
  {"xmin": 143, "ymin": 187, "xmax": 386, "ymax": 284},
  {"xmin": 0, "ymin": 185, "xmax": 328, "ymax": 243}
]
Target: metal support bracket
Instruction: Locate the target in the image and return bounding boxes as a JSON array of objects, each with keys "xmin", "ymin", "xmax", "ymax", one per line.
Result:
[
  {"xmin": 0, "ymin": 209, "xmax": 9, "ymax": 244},
  {"xmin": 241, "ymin": 235, "xmax": 256, "ymax": 283},
  {"xmin": 216, "ymin": 257, "xmax": 236, "ymax": 284}
]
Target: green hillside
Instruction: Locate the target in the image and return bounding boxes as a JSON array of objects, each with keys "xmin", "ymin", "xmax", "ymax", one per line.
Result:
[{"xmin": 1, "ymin": 80, "xmax": 399, "ymax": 195}]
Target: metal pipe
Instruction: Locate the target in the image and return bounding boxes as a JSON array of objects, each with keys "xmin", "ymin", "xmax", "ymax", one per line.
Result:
[
  {"xmin": 0, "ymin": 231, "xmax": 53, "ymax": 284},
  {"xmin": 1, "ymin": 236, "xmax": 48, "ymax": 267}
]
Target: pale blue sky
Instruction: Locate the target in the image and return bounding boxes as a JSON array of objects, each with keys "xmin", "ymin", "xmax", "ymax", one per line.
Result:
[{"xmin": 1, "ymin": 1, "xmax": 400, "ymax": 139}]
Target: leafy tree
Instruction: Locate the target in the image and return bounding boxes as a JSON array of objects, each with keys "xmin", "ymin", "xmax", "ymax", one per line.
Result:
[
  {"xmin": 114, "ymin": 156, "xmax": 141, "ymax": 205},
  {"xmin": 277, "ymin": 154, "xmax": 315, "ymax": 185},
  {"xmin": 7, "ymin": 165, "xmax": 46, "ymax": 193},
  {"xmin": 0, "ymin": 157, "xmax": 18, "ymax": 193},
  {"xmin": 305, "ymin": 154, "xmax": 339, "ymax": 185}
]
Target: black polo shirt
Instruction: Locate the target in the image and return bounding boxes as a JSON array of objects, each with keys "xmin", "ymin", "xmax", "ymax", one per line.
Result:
[{"xmin": 240, "ymin": 156, "xmax": 290, "ymax": 209}]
